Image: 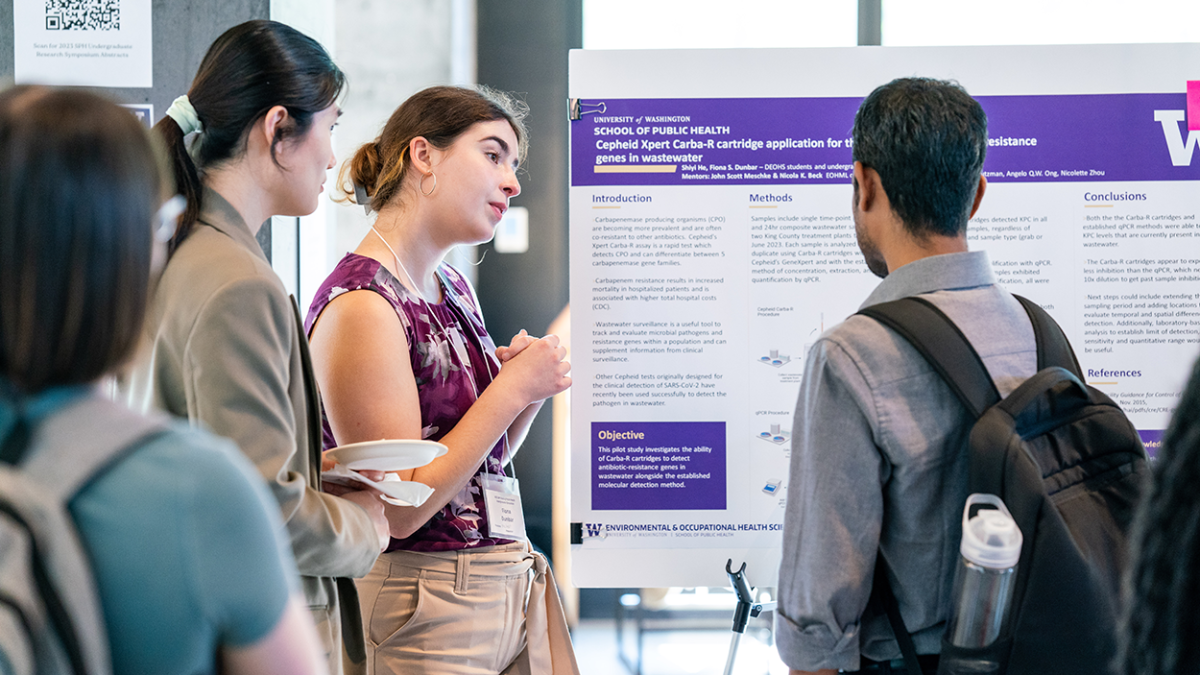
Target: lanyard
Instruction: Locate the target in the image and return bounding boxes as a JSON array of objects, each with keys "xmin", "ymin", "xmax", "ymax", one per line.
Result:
[{"xmin": 371, "ymin": 229, "xmax": 523, "ymax": 539}]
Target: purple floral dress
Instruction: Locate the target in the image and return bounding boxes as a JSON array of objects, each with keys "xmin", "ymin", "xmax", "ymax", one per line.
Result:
[{"xmin": 305, "ymin": 253, "xmax": 514, "ymax": 552}]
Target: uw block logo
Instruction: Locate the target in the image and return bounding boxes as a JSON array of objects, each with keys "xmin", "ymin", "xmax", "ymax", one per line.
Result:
[{"xmin": 1154, "ymin": 80, "xmax": 1200, "ymax": 166}]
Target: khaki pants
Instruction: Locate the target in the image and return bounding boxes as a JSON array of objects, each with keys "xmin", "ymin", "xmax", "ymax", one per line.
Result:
[
  {"xmin": 357, "ymin": 542, "xmax": 579, "ymax": 675},
  {"xmin": 305, "ymin": 575, "xmax": 366, "ymax": 675}
]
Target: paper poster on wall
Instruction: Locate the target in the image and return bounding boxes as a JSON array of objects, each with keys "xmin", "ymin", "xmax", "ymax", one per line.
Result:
[
  {"xmin": 119, "ymin": 103, "xmax": 153, "ymax": 127},
  {"xmin": 14, "ymin": 0, "xmax": 152, "ymax": 88},
  {"xmin": 568, "ymin": 44, "xmax": 1200, "ymax": 589}
]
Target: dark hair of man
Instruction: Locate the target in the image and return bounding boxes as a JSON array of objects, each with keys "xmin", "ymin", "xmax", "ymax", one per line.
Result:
[
  {"xmin": 852, "ymin": 77, "xmax": 988, "ymax": 240},
  {"xmin": 1119, "ymin": 355, "xmax": 1200, "ymax": 675},
  {"xmin": 153, "ymin": 19, "xmax": 346, "ymax": 256},
  {"xmin": 0, "ymin": 86, "xmax": 163, "ymax": 393},
  {"xmin": 340, "ymin": 85, "xmax": 529, "ymax": 212}
]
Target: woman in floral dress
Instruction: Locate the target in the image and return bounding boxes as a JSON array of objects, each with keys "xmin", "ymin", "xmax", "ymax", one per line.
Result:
[{"xmin": 305, "ymin": 86, "xmax": 576, "ymax": 674}]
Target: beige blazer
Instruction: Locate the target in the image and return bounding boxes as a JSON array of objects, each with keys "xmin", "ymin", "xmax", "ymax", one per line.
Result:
[{"xmin": 125, "ymin": 189, "xmax": 376, "ymax": 674}]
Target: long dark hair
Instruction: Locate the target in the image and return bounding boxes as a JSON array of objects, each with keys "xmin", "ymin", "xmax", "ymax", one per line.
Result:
[
  {"xmin": 0, "ymin": 86, "xmax": 164, "ymax": 393},
  {"xmin": 154, "ymin": 19, "xmax": 345, "ymax": 255},
  {"xmin": 1120, "ymin": 355, "xmax": 1200, "ymax": 674},
  {"xmin": 340, "ymin": 85, "xmax": 528, "ymax": 212}
]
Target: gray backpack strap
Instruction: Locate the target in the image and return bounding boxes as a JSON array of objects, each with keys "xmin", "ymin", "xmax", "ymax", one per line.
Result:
[
  {"xmin": 21, "ymin": 395, "xmax": 171, "ymax": 501},
  {"xmin": 858, "ymin": 296, "xmax": 1001, "ymax": 417},
  {"xmin": 0, "ymin": 394, "xmax": 171, "ymax": 675}
]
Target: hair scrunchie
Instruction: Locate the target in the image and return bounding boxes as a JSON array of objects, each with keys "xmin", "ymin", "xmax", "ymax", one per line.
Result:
[{"xmin": 165, "ymin": 95, "xmax": 203, "ymax": 135}]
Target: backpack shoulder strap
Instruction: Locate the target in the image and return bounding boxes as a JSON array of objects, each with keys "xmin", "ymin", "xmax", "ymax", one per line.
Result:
[
  {"xmin": 22, "ymin": 395, "xmax": 172, "ymax": 501},
  {"xmin": 873, "ymin": 561, "xmax": 929, "ymax": 675},
  {"xmin": 858, "ymin": 296, "xmax": 1000, "ymax": 418},
  {"xmin": 0, "ymin": 395, "xmax": 169, "ymax": 675},
  {"xmin": 1012, "ymin": 295, "xmax": 1083, "ymax": 377}
]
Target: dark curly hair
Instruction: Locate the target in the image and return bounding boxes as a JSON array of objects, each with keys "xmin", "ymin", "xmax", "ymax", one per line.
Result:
[{"xmin": 852, "ymin": 77, "xmax": 988, "ymax": 240}]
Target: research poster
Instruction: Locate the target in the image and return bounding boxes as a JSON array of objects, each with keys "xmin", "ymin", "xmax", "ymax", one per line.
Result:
[{"xmin": 568, "ymin": 45, "xmax": 1200, "ymax": 588}]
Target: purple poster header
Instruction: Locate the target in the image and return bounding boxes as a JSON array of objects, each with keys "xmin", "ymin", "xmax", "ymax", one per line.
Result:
[
  {"xmin": 592, "ymin": 421, "xmax": 726, "ymax": 511},
  {"xmin": 570, "ymin": 93, "xmax": 1200, "ymax": 187}
]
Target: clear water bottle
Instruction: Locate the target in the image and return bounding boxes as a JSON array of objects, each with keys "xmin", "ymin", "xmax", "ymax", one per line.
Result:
[{"xmin": 940, "ymin": 494, "xmax": 1022, "ymax": 674}]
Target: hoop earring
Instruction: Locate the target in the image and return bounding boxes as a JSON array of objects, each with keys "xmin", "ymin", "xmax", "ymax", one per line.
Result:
[{"xmin": 420, "ymin": 171, "xmax": 437, "ymax": 196}]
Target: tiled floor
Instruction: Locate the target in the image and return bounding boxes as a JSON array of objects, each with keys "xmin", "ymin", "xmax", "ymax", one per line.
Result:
[{"xmin": 571, "ymin": 619, "xmax": 789, "ymax": 675}]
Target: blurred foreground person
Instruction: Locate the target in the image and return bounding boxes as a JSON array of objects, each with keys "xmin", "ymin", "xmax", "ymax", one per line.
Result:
[
  {"xmin": 0, "ymin": 85, "xmax": 325, "ymax": 675},
  {"xmin": 1120, "ymin": 356, "xmax": 1200, "ymax": 675}
]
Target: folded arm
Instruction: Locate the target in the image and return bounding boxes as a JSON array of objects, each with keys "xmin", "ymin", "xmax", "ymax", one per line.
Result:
[{"xmin": 308, "ymin": 290, "xmax": 570, "ymax": 540}]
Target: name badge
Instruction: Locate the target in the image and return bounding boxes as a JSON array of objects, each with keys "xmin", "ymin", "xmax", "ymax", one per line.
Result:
[{"xmin": 482, "ymin": 474, "xmax": 526, "ymax": 541}]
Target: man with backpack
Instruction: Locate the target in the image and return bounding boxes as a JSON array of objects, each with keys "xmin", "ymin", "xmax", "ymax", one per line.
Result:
[{"xmin": 774, "ymin": 78, "xmax": 1144, "ymax": 675}]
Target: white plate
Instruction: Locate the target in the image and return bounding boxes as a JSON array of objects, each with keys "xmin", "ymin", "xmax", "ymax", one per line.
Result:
[{"xmin": 326, "ymin": 439, "xmax": 448, "ymax": 472}]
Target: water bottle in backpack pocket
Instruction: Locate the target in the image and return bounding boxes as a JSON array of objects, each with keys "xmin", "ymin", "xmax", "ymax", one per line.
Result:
[{"xmin": 939, "ymin": 494, "xmax": 1022, "ymax": 675}]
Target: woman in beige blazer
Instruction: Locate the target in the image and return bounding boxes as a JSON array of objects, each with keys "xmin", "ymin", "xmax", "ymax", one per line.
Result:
[{"xmin": 124, "ymin": 20, "xmax": 390, "ymax": 675}]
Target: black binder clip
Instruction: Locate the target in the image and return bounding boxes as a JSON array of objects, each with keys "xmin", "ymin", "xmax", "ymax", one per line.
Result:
[{"xmin": 569, "ymin": 99, "xmax": 607, "ymax": 121}]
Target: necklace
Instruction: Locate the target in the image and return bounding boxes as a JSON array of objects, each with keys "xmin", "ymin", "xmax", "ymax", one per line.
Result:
[
  {"xmin": 369, "ymin": 226, "xmax": 514, "ymax": 471},
  {"xmin": 371, "ymin": 227, "xmax": 463, "ymax": 372},
  {"xmin": 371, "ymin": 226, "xmax": 436, "ymax": 302}
]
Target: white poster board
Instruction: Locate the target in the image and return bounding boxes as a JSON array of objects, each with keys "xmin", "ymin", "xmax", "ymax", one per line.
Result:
[
  {"xmin": 14, "ymin": 0, "xmax": 153, "ymax": 88},
  {"xmin": 569, "ymin": 44, "xmax": 1200, "ymax": 588}
]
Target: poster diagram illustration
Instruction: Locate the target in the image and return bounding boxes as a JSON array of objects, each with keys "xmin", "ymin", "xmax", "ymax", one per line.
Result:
[{"xmin": 756, "ymin": 423, "xmax": 790, "ymax": 445}]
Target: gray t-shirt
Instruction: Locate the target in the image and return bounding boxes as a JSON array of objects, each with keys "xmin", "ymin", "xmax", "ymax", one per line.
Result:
[
  {"xmin": 775, "ymin": 251, "xmax": 1038, "ymax": 672},
  {"xmin": 71, "ymin": 424, "xmax": 297, "ymax": 674}
]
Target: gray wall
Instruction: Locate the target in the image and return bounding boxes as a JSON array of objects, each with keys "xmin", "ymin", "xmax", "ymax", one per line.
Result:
[
  {"xmin": 476, "ymin": 0, "xmax": 582, "ymax": 558},
  {"xmin": 331, "ymin": 0, "xmax": 462, "ymax": 263},
  {"xmin": 0, "ymin": 0, "xmax": 269, "ymax": 120}
]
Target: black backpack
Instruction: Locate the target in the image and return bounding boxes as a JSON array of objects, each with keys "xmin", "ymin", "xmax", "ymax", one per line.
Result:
[{"xmin": 858, "ymin": 294, "xmax": 1149, "ymax": 675}]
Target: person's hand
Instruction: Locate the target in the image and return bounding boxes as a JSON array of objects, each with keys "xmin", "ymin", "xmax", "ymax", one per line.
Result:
[
  {"xmin": 321, "ymin": 452, "xmax": 384, "ymax": 482},
  {"xmin": 322, "ymin": 479, "xmax": 357, "ymax": 497},
  {"xmin": 495, "ymin": 329, "xmax": 538, "ymax": 363},
  {"xmin": 337, "ymin": 489, "xmax": 391, "ymax": 552},
  {"xmin": 358, "ymin": 468, "xmax": 386, "ymax": 482},
  {"xmin": 493, "ymin": 334, "xmax": 571, "ymax": 404}
]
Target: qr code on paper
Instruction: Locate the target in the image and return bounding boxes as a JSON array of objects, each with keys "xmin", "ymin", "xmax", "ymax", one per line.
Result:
[{"xmin": 45, "ymin": 0, "xmax": 120, "ymax": 31}]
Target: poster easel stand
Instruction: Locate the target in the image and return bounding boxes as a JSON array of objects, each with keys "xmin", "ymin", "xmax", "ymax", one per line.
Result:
[{"xmin": 722, "ymin": 559, "xmax": 778, "ymax": 675}]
